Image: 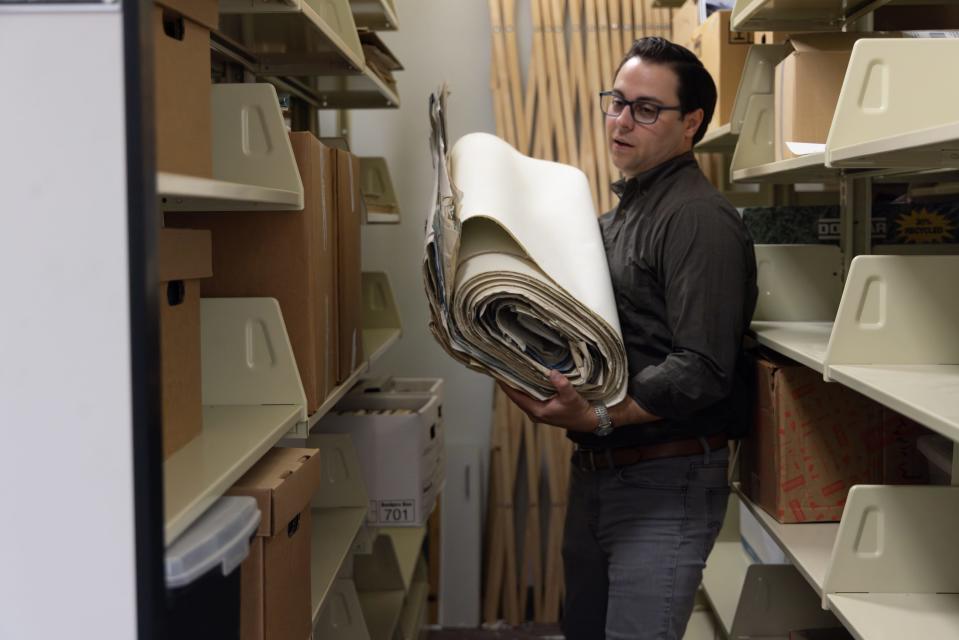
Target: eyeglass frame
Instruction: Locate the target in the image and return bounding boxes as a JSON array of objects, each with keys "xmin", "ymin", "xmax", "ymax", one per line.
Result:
[{"xmin": 598, "ymin": 90, "xmax": 683, "ymax": 125}]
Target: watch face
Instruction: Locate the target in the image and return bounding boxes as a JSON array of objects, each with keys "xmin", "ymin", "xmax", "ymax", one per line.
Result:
[{"xmin": 594, "ymin": 423, "xmax": 614, "ymax": 437}]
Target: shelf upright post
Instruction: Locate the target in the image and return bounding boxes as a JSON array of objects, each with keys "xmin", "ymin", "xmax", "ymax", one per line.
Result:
[{"xmin": 839, "ymin": 174, "xmax": 872, "ymax": 278}]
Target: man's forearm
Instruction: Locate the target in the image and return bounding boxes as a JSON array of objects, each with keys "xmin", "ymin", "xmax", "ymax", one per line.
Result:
[{"xmin": 608, "ymin": 395, "xmax": 660, "ymax": 429}]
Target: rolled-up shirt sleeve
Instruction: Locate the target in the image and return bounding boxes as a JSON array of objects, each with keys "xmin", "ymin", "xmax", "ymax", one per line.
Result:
[{"xmin": 627, "ymin": 199, "xmax": 750, "ymax": 421}]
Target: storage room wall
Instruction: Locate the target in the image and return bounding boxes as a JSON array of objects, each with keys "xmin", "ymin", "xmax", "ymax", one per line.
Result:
[{"xmin": 345, "ymin": 1, "xmax": 499, "ymax": 453}]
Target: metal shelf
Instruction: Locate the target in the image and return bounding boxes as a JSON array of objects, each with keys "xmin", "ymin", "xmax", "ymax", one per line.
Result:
[
  {"xmin": 349, "ymin": 0, "xmax": 399, "ymax": 30},
  {"xmin": 731, "ymin": 0, "xmax": 895, "ymax": 32},
  {"xmin": 358, "ymin": 590, "xmax": 406, "ymax": 640},
  {"xmin": 311, "ymin": 506, "xmax": 369, "ymax": 624},
  {"xmin": 695, "ymin": 123, "xmax": 737, "ymax": 153},
  {"xmin": 733, "ymin": 152, "xmax": 839, "ymax": 184},
  {"xmin": 750, "ymin": 321, "xmax": 833, "ymax": 373}
]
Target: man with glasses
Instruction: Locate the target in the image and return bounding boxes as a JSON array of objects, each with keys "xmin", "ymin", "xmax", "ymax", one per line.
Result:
[{"xmin": 500, "ymin": 37, "xmax": 758, "ymax": 639}]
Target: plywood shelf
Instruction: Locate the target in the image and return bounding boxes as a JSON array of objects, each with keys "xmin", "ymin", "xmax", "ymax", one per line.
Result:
[
  {"xmin": 827, "ymin": 38, "xmax": 959, "ymax": 170},
  {"xmin": 311, "ymin": 506, "xmax": 369, "ymax": 624}
]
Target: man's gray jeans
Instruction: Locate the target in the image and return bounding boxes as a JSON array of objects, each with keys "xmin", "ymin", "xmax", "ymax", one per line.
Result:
[{"xmin": 561, "ymin": 444, "xmax": 730, "ymax": 640}]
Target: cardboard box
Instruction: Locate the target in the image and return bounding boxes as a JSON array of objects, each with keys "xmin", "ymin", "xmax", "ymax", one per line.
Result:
[
  {"xmin": 154, "ymin": 0, "xmax": 219, "ymax": 31},
  {"xmin": 334, "ymin": 149, "xmax": 364, "ymax": 383},
  {"xmin": 317, "ymin": 394, "xmax": 443, "ymax": 526},
  {"xmin": 742, "ymin": 355, "xmax": 883, "ymax": 523},
  {"xmin": 153, "ymin": 4, "xmax": 213, "ymax": 177},
  {"xmin": 157, "ymin": 228, "xmax": 211, "ymax": 459},
  {"xmin": 773, "ymin": 35, "xmax": 860, "ymax": 161},
  {"xmin": 228, "ymin": 448, "xmax": 322, "ymax": 640},
  {"xmin": 672, "ymin": 0, "xmax": 700, "ymax": 50},
  {"xmin": 690, "ymin": 10, "xmax": 751, "ymax": 131},
  {"xmin": 167, "ymin": 133, "xmax": 337, "ymax": 414},
  {"xmin": 754, "ymin": 31, "xmax": 790, "ymax": 45}
]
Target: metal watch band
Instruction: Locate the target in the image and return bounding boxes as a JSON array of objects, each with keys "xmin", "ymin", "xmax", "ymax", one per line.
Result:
[{"xmin": 593, "ymin": 403, "xmax": 613, "ymax": 437}]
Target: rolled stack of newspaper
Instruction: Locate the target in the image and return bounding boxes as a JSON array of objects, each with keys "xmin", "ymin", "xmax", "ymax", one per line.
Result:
[{"xmin": 423, "ymin": 88, "xmax": 627, "ymax": 403}]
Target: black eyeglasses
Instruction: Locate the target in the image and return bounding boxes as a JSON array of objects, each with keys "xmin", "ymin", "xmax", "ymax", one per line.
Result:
[{"xmin": 599, "ymin": 91, "xmax": 682, "ymax": 125}]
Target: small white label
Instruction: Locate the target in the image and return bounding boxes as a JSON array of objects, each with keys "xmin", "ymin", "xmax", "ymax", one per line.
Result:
[{"xmin": 374, "ymin": 499, "xmax": 415, "ymax": 524}]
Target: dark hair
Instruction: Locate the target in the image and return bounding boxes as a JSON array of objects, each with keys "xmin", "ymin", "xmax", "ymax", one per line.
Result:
[{"xmin": 615, "ymin": 37, "xmax": 717, "ymax": 145}]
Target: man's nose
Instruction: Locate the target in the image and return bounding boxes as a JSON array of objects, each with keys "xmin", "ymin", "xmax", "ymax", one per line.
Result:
[{"xmin": 615, "ymin": 106, "xmax": 634, "ymax": 129}]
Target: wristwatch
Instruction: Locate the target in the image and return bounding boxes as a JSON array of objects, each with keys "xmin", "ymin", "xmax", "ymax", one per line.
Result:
[{"xmin": 592, "ymin": 403, "xmax": 614, "ymax": 437}]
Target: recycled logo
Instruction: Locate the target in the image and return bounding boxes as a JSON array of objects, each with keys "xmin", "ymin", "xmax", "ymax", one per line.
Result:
[{"xmin": 895, "ymin": 208, "xmax": 956, "ymax": 244}]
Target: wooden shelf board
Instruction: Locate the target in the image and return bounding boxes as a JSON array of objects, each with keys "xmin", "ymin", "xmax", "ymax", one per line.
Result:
[
  {"xmin": 750, "ymin": 321, "xmax": 833, "ymax": 374},
  {"xmin": 733, "ymin": 484, "xmax": 838, "ymax": 597},
  {"xmin": 164, "ymin": 404, "xmax": 301, "ymax": 544},
  {"xmin": 696, "ymin": 123, "xmax": 737, "ymax": 153},
  {"xmin": 157, "ymin": 172, "xmax": 303, "ymax": 212},
  {"xmin": 358, "ymin": 589, "xmax": 406, "ymax": 640},
  {"xmin": 828, "ymin": 593, "xmax": 959, "ymax": 640},
  {"xmin": 827, "ymin": 365, "xmax": 959, "ymax": 443},
  {"xmin": 311, "ymin": 506, "xmax": 369, "ymax": 623},
  {"xmin": 701, "ymin": 541, "xmax": 754, "ymax": 636},
  {"xmin": 732, "ymin": 152, "xmax": 838, "ymax": 184}
]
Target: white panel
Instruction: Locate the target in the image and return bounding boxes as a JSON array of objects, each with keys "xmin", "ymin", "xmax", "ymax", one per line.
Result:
[
  {"xmin": 823, "ymin": 485, "xmax": 959, "ymax": 597},
  {"xmin": 824, "ymin": 255, "xmax": 959, "ymax": 367},
  {"xmin": 200, "ymin": 297, "xmax": 307, "ymax": 414},
  {"xmin": 439, "ymin": 444, "xmax": 482, "ymax": 627},
  {"xmin": 827, "ymin": 38, "xmax": 959, "ymax": 168},
  {"xmin": 0, "ymin": 5, "xmax": 138, "ymax": 639},
  {"xmin": 753, "ymin": 245, "xmax": 843, "ymax": 322}
]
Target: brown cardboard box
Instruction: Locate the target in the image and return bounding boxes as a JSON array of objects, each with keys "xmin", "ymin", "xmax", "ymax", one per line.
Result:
[
  {"xmin": 153, "ymin": 4, "xmax": 212, "ymax": 177},
  {"xmin": 334, "ymin": 149, "xmax": 364, "ymax": 383},
  {"xmin": 672, "ymin": 0, "xmax": 700, "ymax": 50},
  {"xmin": 154, "ymin": 0, "xmax": 219, "ymax": 31},
  {"xmin": 157, "ymin": 228, "xmax": 212, "ymax": 459},
  {"xmin": 228, "ymin": 448, "xmax": 322, "ymax": 640},
  {"xmin": 773, "ymin": 34, "xmax": 862, "ymax": 161},
  {"xmin": 168, "ymin": 133, "xmax": 337, "ymax": 414},
  {"xmin": 754, "ymin": 31, "xmax": 790, "ymax": 45},
  {"xmin": 691, "ymin": 10, "xmax": 752, "ymax": 132},
  {"xmin": 742, "ymin": 355, "xmax": 883, "ymax": 523}
]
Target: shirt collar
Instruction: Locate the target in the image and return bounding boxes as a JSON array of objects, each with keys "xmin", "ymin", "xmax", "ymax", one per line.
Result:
[{"xmin": 611, "ymin": 151, "xmax": 697, "ymax": 198}]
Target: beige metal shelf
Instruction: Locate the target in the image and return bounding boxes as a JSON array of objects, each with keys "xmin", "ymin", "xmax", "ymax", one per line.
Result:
[
  {"xmin": 733, "ymin": 152, "xmax": 839, "ymax": 184},
  {"xmin": 398, "ymin": 579, "xmax": 429, "ymax": 640},
  {"xmin": 308, "ymin": 69, "xmax": 400, "ymax": 108},
  {"xmin": 164, "ymin": 405, "xmax": 302, "ymax": 544},
  {"xmin": 732, "ymin": 484, "xmax": 838, "ymax": 597},
  {"xmin": 311, "ymin": 506, "xmax": 369, "ymax": 624},
  {"xmin": 730, "ymin": 0, "xmax": 898, "ymax": 32},
  {"xmin": 695, "ymin": 123, "xmax": 737, "ymax": 153},
  {"xmin": 158, "ymin": 84, "xmax": 304, "ymax": 212},
  {"xmin": 828, "ymin": 365, "xmax": 959, "ymax": 447},
  {"xmin": 165, "ymin": 297, "xmax": 307, "ymax": 544},
  {"xmin": 376, "ymin": 527, "xmax": 427, "ymax": 592},
  {"xmin": 358, "ymin": 590, "xmax": 406, "ymax": 640},
  {"xmin": 701, "ymin": 494, "xmax": 754, "ymax": 637},
  {"xmin": 828, "ymin": 593, "xmax": 959, "ymax": 640},
  {"xmin": 349, "ymin": 0, "xmax": 399, "ymax": 30},
  {"xmin": 750, "ymin": 321, "xmax": 833, "ymax": 374},
  {"xmin": 827, "ymin": 38, "xmax": 959, "ymax": 170}
]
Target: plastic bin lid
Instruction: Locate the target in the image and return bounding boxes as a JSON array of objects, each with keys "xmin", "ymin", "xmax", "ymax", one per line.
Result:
[{"xmin": 165, "ymin": 496, "xmax": 261, "ymax": 589}]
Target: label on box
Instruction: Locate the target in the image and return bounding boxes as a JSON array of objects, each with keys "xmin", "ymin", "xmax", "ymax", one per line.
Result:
[{"xmin": 371, "ymin": 499, "xmax": 416, "ymax": 524}]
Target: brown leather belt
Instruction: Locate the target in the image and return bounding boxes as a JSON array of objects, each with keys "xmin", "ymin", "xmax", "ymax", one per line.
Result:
[{"xmin": 573, "ymin": 434, "xmax": 728, "ymax": 471}]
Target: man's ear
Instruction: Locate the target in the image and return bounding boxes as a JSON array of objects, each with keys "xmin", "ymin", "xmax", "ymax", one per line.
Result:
[{"xmin": 684, "ymin": 108, "xmax": 704, "ymax": 142}]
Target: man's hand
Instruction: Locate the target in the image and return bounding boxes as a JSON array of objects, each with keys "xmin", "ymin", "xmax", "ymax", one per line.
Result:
[
  {"xmin": 498, "ymin": 370, "xmax": 662, "ymax": 433},
  {"xmin": 498, "ymin": 370, "xmax": 597, "ymax": 433}
]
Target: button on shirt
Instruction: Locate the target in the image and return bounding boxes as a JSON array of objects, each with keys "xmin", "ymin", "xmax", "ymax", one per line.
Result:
[{"xmin": 570, "ymin": 151, "xmax": 758, "ymax": 449}]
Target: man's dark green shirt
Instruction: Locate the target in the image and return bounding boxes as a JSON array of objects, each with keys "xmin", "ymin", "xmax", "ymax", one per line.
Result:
[{"xmin": 570, "ymin": 151, "xmax": 758, "ymax": 449}]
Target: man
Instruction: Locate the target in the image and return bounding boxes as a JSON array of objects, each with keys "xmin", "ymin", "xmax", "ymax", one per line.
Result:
[{"xmin": 500, "ymin": 37, "xmax": 758, "ymax": 639}]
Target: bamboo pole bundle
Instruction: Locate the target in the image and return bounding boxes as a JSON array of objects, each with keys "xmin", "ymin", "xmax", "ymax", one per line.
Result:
[{"xmin": 502, "ymin": 0, "xmax": 528, "ymax": 153}]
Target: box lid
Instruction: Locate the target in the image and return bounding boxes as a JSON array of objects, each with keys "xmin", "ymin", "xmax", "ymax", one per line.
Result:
[
  {"xmin": 227, "ymin": 448, "xmax": 322, "ymax": 538},
  {"xmin": 165, "ymin": 496, "xmax": 260, "ymax": 589},
  {"xmin": 154, "ymin": 0, "xmax": 218, "ymax": 31},
  {"xmin": 158, "ymin": 228, "xmax": 212, "ymax": 282}
]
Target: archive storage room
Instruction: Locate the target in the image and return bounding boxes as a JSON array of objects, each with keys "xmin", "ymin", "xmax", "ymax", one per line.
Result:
[{"xmin": 3, "ymin": 1, "xmax": 959, "ymax": 639}]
